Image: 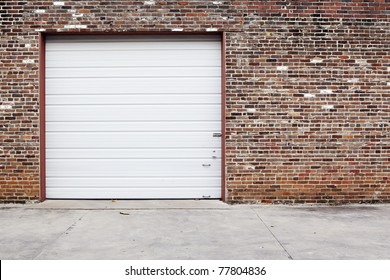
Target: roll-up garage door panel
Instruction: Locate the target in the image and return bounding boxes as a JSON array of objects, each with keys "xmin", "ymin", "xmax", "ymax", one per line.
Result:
[
  {"xmin": 47, "ymin": 177, "xmax": 221, "ymax": 188},
  {"xmin": 46, "ymin": 105, "xmax": 220, "ymax": 121},
  {"xmin": 46, "ymin": 50, "xmax": 220, "ymax": 67},
  {"xmin": 47, "ymin": 132, "xmax": 221, "ymax": 149},
  {"xmin": 47, "ymin": 159, "xmax": 221, "ymax": 177},
  {"xmin": 46, "ymin": 94, "xmax": 221, "ymax": 105},
  {"xmin": 46, "ymin": 67, "xmax": 221, "ymax": 78},
  {"xmin": 46, "ymin": 78, "xmax": 220, "ymax": 94},
  {"xmin": 46, "ymin": 121, "xmax": 221, "ymax": 132},
  {"xmin": 46, "ymin": 149, "xmax": 222, "ymax": 159},
  {"xmin": 46, "ymin": 40, "xmax": 220, "ymax": 51},
  {"xmin": 48, "ymin": 188, "xmax": 221, "ymax": 200}
]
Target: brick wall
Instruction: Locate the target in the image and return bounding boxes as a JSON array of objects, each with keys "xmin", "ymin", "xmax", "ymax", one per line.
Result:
[{"xmin": 1, "ymin": 1, "xmax": 389, "ymax": 203}]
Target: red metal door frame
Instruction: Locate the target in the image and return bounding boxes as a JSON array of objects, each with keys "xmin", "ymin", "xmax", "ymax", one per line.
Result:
[{"xmin": 38, "ymin": 31, "xmax": 227, "ymax": 202}]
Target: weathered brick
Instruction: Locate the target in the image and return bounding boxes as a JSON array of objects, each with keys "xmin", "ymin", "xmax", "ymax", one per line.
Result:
[{"xmin": 0, "ymin": 1, "xmax": 389, "ymax": 204}]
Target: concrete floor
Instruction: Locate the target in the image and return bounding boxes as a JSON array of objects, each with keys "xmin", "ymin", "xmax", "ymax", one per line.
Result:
[{"xmin": 0, "ymin": 200, "xmax": 389, "ymax": 260}]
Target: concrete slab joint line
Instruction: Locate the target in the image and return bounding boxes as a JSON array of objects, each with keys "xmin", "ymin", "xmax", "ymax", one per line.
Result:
[
  {"xmin": 32, "ymin": 212, "xmax": 88, "ymax": 260},
  {"xmin": 251, "ymin": 207, "xmax": 293, "ymax": 260}
]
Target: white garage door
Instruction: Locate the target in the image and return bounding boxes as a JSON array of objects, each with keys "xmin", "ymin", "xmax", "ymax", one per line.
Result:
[{"xmin": 45, "ymin": 35, "xmax": 222, "ymax": 199}]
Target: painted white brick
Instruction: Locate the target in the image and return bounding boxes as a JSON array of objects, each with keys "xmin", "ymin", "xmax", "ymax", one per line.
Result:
[
  {"xmin": 35, "ymin": 28, "xmax": 46, "ymax": 32},
  {"xmin": 387, "ymin": 67, "xmax": 390, "ymax": 71},
  {"xmin": 320, "ymin": 89, "xmax": 333, "ymax": 94},
  {"xmin": 35, "ymin": 10, "xmax": 46, "ymax": 14},
  {"xmin": 277, "ymin": 66, "xmax": 288, "ymax": 71},
  {"xmin": 171, "ymin": 28, "xmax": 183, "ymax": 32},
  {"xmin": 311, "ymin": 58, "xmax": 323, "ymax": 63},
  {"xmin": 0, "ymin": 105, "xmax": 12, "ymax": 110},
  {"xmin": 25, "ymin": 44, "xmax": 32, "ymax": 48},
  {"xmin": 288, "ymin": 111, "xmax": 301, "ymax": 117},
  {"xmin": 213, "ymin": 1, "xmax": 223, "ymax": 4},
  {"xmin": 64, "ymin": 25, "xmax": 87, "ymax": 29},
  {"xmin": 23, "ymin": 59, "xmax": 35, "ymax": 64},
  {"xmin": 72, "ymin": 14, "xmax": 84, "ymax": 18},
  {"xmin": 387, "ymin": 82, "xmax": 390, "ymax": 86},
  {"xmin": 53, "ymin": 1, "xmax": 65, "ymax": 5},
  {"xmin": 347, "ymin": 78, "xmax": 359, "ymax": 83},
  {"xmin": 245, "ymin": 165, "xmax": 255, "ymax": 170},
  {"xmin": 322, "ymin": 105, "xmax": 334, "ymax": 110},
  {"xmin": 144, "ymin": 0, "xmax": 155, "ymax": 5},
  {"xmin": 206, "ymin": 28, "xmax": 218, "ymax": 32},
  {"xmin": 356, "ymin": 59, "xmax": 368, "ymax": 65},
  {"xmin": 304, "ymin": 93, "xmax": 316, "ymax": 98},
  {"xmin": 246, "ymin": 108, "xmax": 256, "ymax": 113}
]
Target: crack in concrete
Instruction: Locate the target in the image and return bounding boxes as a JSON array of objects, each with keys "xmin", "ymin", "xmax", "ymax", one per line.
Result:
[
  {"xmin": 32, "ymin": 212, "xmax": 88, "ymax": 260},
  {"xmin": 251, "ymin": 207, "xmax": 293, "ymax": 260}
]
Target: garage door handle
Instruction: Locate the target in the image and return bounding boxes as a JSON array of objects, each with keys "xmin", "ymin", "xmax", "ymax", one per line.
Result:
[{"xmin": 202, "ymin": 164, "xmax": 211, "ymax": 167}]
